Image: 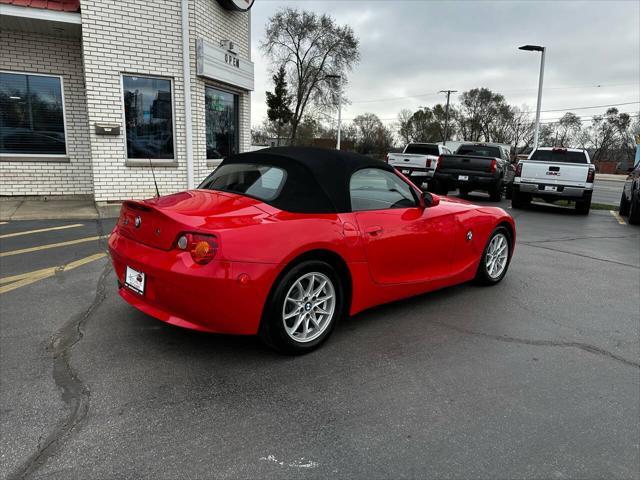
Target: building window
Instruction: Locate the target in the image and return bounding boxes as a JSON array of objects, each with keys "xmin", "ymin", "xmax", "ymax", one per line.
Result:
[
  {"xmin": 123, "ymin": 75, "xmax": 174, "ymax": 159},
  {"xmin": 0, "ymin": 72, "xmax": 67, "ymax": 156},
  {"xmin": 205, "ymin": 87, "xmax": 238, "ymax": 161}
]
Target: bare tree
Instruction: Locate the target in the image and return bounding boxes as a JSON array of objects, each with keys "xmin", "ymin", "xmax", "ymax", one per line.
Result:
[
  {"xmin": 260, "ymin": 8, "xmax": 360, "ymax": 144},
  {"xmin": 397, "ymin": 109, "xmax": 413, "ymax": 144},
  {"xmin": 352, "ymin": 113, "xmax": 394, "ymax": 155}
]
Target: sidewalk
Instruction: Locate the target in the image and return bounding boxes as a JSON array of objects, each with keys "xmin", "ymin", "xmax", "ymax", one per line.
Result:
[{"xmin": 0, "ymin": 197, "xmax": 121, "ymax": 221}]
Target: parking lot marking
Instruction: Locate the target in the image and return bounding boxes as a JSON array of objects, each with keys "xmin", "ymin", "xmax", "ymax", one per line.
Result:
[
  {"xmin": 0, "ymin": 223, "xmax": 84, "ymax": 239},
  {"xmin": 0, "ymin": 222, "xmax": 7, "ymax": 225},
  {"xmin": 610, "ymin": 210, "xmax": 627, "ymax": 225},
  {"xmin": 0, "ymin": 252, "xmax": 107, "ymax": 294},
  {"xmin": 0, "ymin": 235, "xmax": 105, "ymax": 258}
]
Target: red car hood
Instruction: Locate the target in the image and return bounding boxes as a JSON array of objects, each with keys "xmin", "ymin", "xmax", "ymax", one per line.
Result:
[{"xmin": 116, "ymin": 190, "xmax": 268, "ymax": 250}]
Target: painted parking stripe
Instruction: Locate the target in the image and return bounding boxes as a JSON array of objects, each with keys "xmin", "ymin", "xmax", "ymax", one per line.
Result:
[
  {"xmin": 0, "ymin": 223, "xmax": 84, "ymax": 239},
  {"xmin": 0, "ymin": 235, "xmax": 106, "ymax": 258},
  {"xmin": 0, "ymin": 252, "xmax": 107, "ymax": 294},
  {"xmin": 0, "ymin": 222, "xmax": 7, "ymax": 225},
  {"xmin": 609, "ymin": 210, "xmax": 626, "ymax": 225}
]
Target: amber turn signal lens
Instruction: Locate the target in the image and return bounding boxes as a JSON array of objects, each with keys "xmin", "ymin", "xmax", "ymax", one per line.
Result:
[{"xmin": 175, "ymin": 233, "xmax": 218, "ymax": 264}]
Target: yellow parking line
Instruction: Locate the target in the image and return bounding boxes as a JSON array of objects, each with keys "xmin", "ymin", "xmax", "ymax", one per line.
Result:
[
  {"xmin": 0, "ymin": 252, "xmax": 107, "ymax": 294},
  {"xmin": 0, "ymin": 223, "xmax": 84, "ymax": 239},
  {"xmin": 0, "ymin": 235, "xmax": 105, "ymax": 258},
  {"xmin": 609, "ymin": 210, "xmax": 626, "ymax": 225}
]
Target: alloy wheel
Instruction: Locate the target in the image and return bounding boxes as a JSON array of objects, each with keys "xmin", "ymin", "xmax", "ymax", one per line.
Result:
[
  {"xmin": 282, "ymin": 272, "xmax": 336, "ymax": 343},
  {"xmin": 486, "ymin": 233, "xmax": 509, "ymax": 279}
]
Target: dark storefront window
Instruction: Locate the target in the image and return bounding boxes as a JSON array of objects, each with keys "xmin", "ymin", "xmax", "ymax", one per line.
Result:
[
  {"xmin": 123, "ymin": 75, "xmax": 174, "ymax": 159},
  {"xmin": 0, "ymin": 72, "xmax": 67, "ymax": 156},
  {"xmin": 205, "ymin": 87, "xmax": 238, "ymax": 160}
]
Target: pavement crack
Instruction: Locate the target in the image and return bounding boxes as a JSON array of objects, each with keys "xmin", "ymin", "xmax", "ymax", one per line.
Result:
[
  {"xmin": 433, "ymin": 321, "xmax": 640, "ymax": 369},
  {"xmin": 522, "ymin": 234, "xmax": 639, "ymax": 245},
  {"xmin": 7, "ymin": 227, "xmax": 112, "ymax": 480},
  {"xmin": 519, "ymin": 242, "xmax": 639, "ymax": 269}
]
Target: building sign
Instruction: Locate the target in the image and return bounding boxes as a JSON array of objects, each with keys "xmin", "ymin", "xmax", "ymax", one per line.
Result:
[
  {"xmin": 217, "ymin": 0, "xmax": 254, "ymax": 12},
  {"xmin": 196, "ymin": 38, "xmax": 254, "ymax": 91}
]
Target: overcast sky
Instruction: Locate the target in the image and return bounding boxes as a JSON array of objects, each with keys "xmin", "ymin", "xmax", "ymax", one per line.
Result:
[{"xmin": 249, "ymin": 0, "xmax": 639, "ymax": 130}]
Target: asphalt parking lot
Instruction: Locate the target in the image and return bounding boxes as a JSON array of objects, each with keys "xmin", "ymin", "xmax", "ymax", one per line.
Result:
[{"xmin": 1, "ymin": 195, "xmax": 638, "ymax": 479}]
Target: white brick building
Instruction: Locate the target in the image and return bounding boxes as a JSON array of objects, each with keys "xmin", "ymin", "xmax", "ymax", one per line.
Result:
[{"xmin": 0, "ymin": 0, "xmax": 254, "ymax": 203}]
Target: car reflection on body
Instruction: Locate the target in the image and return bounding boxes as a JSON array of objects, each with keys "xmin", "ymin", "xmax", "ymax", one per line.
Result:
[{"xmin": 108, "ymin": 147, "xmax": 516, "ymax": 354}]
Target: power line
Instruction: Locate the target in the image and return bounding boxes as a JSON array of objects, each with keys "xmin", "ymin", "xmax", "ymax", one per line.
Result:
[
  {"xmin": 539, "ymin": 101, "xmax": 639, "ymax": 112},
  {"xmin": 349, "ymin": 83, "xmax": 637, "ymax": 104}
]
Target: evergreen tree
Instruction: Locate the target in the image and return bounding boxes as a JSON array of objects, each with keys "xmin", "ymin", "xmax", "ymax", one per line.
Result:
[{"xmin": 265, "ymin": 65, "xmax": 293, "ymax": 146}]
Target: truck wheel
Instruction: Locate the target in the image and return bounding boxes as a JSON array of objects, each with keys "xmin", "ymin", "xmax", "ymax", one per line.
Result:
[
  {"xmin": 575, "ymin": 199, "xmax": 591, "ymax": 215},
  {"xmin": 459, "ymin": 186, "xmax": 470, "ymax": 197},
  {"xmin": 619, "ymin": 191, "xmax": 630, "ymax": 216},
  {"xmin": 505, "ymin": 184, "xmax": 513, "ymax": 200},
  {"xmin": 511, "ymin": 190, "xmax": 530, "ymax": 209},
  {"xmin": 628, "ymin": 190, "xmax": 640, "ymax": 225}
]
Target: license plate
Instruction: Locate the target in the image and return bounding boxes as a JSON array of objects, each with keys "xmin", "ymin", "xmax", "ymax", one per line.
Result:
[
  {"xmin": 402, "ymin": 169, "xmax": 411, "ymax": 174},
  {"xmin": 125, "ymin": 266, "xmax": 145, "ymax": 294},
  {"xmin": 544, "ymin": 185, "xmax": 558, "ymax": 192},
  {"xmin": 458, "ymin": 175, "xmax": 469, "ymax": 181},
  {"xmin": 411, "ymin": 171, "xmax": 428, "ymax": 177}
]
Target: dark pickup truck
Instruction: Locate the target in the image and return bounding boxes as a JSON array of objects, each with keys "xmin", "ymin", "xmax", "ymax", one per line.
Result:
[{"xmin": 430, "ymin": 143, "xmax": 514, "ymax": 202}]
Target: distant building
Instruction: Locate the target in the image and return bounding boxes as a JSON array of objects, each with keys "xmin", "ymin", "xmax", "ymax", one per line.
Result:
[{"xmin": 1, "ymin": 0, "xmax": 255, "ymax": 202}]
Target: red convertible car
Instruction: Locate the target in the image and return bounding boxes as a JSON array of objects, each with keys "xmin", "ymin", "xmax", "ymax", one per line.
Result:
[{"xmin": 109, "ymin": 147, "xmax": 515, "ymax": 353}]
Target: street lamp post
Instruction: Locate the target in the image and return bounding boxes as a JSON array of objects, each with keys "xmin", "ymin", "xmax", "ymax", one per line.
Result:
[
  {"xmin": 325, "ymin": 74, "xmax": 342, "ymax": 150},
  {"xmin": 519, "ymin": 44, "xmax": 546, "ymax": 150}
]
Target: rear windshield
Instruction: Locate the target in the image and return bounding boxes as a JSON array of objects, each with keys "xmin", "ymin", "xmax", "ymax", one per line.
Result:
[
  {"xmin": 198, "ymin": 163, "xmax": 286, "ymax": 201},
  {"xmin": 404, "ymin": 144, "xmax": 439, "ymax": 156},
  {"xmin": 530, "ymin": 149, "xmax": 588, "ymax": 164},
  {"xmin": 456, "ymin": 145, "xmax": 501, "ymax": 158}
]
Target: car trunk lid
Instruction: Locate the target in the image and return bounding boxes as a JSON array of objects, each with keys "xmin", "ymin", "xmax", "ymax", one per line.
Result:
[{"xmin": 117, "ymin": 190, "xmax": 266, "ymax": 250}]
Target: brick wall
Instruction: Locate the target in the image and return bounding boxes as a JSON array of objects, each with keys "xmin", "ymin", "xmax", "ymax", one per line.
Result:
[
  {"xmin": 80, "ymin": 0, "xmax": 188, "ymax": 202},
  {"xmin": 0, "ymin": 31, "xmax": 93, "ymax": 196},
  {"xmin": 80, "ymin": 0, "xmax": 252, "ymax": 202}
]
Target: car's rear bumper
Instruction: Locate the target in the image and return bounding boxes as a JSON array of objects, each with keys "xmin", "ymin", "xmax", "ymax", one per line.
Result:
[
  {"xmin": 514, "ymin": 181, "xmax": 593, "ymax": 199},
  {"xmin": 434, "ymin": 172, "xmax": 499, "ymax": 190},
  {"xmin": 391, "ymin": 166, "xmax": 435, "ymax": 181},
  {"xmin": 108, "ymin": 231, "xmax": 278, "ymax": 335}
]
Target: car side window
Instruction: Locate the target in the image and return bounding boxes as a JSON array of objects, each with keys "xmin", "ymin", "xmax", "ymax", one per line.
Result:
[{"xmin": 350, "ymin": 168, "xmax": 418, "ymax": 212}]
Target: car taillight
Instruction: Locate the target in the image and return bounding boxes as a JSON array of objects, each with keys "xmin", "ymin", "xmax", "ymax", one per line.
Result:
[
  {"xmin": 515, "ymin": 162, "xmax": 523, "ymax": 177},
  {"xmin": 426, "ymin": 159, "xmax": 431, "ymax": 168},
  {"xmin": 436, "ymin": 155, "xmax": 443, "ymax": 170},
  {"xmin": 490, "ymin": 159, "xmax": 497, "ymax": 173},
  {"xmin": 385, "ymin": 154, "xmax": 389, "ymax": 163},
  {"xmin": 586, "ymin": 167, "xmax": 595, "ymax": 183},
  {"xmin": 176, "ymin": 233, "xmax": 218, "ymax": 265}
]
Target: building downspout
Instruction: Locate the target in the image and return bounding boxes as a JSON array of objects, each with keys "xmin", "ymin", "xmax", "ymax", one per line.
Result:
[{"xmin": 181, "ymin": 0, "xmax": 195, "ymax": 189}]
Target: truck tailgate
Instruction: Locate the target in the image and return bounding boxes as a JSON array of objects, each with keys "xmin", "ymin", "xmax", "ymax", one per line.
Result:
[
  {"xmin": 388, "ymin": 153, "xmax": 435, "ymax": 169},
  {"xmin": 438, "ymin": 155, "xmax": 494, "ymax": 174},
  {"xmin": 520, "ymin": 161, "xmax": 590, "ymax": 187}
]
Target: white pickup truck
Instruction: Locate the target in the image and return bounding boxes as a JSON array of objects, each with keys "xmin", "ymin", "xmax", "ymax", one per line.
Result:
[
  {"xmin": 386, "ymin": 143, "xmax": 453, "ymax": 186},
  {"xmin": 512, "ymin": 147, "xmax": 595, "ymax": 214}
]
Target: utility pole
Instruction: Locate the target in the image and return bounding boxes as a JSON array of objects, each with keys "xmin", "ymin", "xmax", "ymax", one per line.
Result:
[
  {"xmin": 439, "ymin": 89, "xmax": 457, "ymax": 145},
  {"xmin": 518, "ymin": 45, "xmax": 546, "ymax": 149}
]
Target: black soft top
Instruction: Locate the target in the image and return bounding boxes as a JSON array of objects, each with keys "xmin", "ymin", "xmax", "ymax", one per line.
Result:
[{"xmin": 219, "ymin": 147, "xmax": 395, "ymax": 213}]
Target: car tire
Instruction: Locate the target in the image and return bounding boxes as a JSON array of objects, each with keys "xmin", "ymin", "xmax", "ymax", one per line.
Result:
[
  {"xmin": 505, "ymin": 184, "xmax": 513, "ymax": 200},
  {"xmin": 619, "ymin": 191, "xmax": 630, "ymax": 216},
  {"xmin": 459, "ymin": 186, "xmax": 470, "ymax": 197},
  {"xmin": 628, "ymin": 190, "xmax": 640, "ymax": 225},
  {"xmin": 575, "ymin": 199, "xmax": 591, "ymax": 215},
  {"xmin": 259, "ymin": 260, "xmax": 343, "ymax": 355},
  {"xmin": 511, "ymin": 190, "xmax": 530, "ymax": 209},
  {"xmin": 475, "ymin": 227, "xmax": 512, "ymax": 285}
]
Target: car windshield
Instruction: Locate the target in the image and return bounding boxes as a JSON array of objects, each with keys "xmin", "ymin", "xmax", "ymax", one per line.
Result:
[
  {"xmin": 198, "ymin": 163, "xmax": 286, "ymax": 201},
  {"xmin": 530, "ymin": 149, "xmax": 588, "ymax": 164},
  {"xmin": 456, "ymin": 145, "xmax": 501, "ymax": 158},
  {"xmin": 404, "ymin": 144, "xmax": 439, "ymax": 156}
]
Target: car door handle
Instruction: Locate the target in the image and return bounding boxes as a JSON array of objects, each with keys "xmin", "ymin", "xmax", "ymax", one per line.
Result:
[{"xmin": 364, "ymin": 225, "xmax": 383, "ymax": 236}]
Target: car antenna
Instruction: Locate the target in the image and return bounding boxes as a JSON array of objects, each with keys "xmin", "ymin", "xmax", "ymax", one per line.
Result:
[{"xmin": 148, "ymin": 158, "xmax": 160, "ymax": 198}]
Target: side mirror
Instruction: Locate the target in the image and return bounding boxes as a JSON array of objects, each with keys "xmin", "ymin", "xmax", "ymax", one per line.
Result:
[{"xmin": 422, "ymin": 191, "xmax": 440, "ymax": 207}]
